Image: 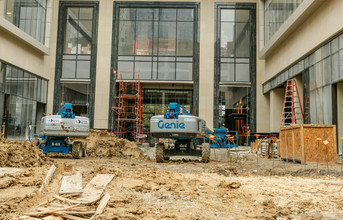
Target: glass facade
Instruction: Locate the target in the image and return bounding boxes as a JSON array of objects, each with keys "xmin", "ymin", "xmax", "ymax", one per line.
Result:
[
  {"xmin": 117, "ymin": 7, "xmax": 196, "ymax": 81},
  {"xmin": 264, "ymin": 0, "xmax": 303, "ymax": 42},
  {"xmin": 215, "ymin": 3, "xmax": 256, "ymax": 141},
  {"xmin": 62, "ymin": 7, "xmax": 94, "ymax": 79},
  {"xmin": 55, "ymin": 3, "xmax": 98, "ymax": 121},
  {"xmin": 4, "ymin": 0, "xmax": 47, "ymax": 43},
  {"xmin": 0, "ymin": 61, "xmax": 47, "ymax": 140}
]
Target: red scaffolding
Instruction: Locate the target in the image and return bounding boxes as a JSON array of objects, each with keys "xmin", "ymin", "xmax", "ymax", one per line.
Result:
[{"xmin": 112, "ymin": 71, "xmax": 143, "ymax": 141}]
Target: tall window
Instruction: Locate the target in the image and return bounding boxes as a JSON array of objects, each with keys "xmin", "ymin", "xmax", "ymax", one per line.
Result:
[
  {"xmin": 220, "ymin": 9, "xmax": 251, "ymax": 82},
  {"xmin": 55, "ymin": 3, "xmax": 98, "ymax": 122},
  {"xmin": 117, "ymin": 7, "xmax": 195, "ymax": 81},
  {"xmin": 62, "ymin": 7, "xmax": 94, "ymax": 79},
  {"xmin": 4, "ymin": 0, "xmax": 47, "ymax": 43},
  {"xmin": 215, "ymin": 3, "xmax": 256, "ymax": 138}
]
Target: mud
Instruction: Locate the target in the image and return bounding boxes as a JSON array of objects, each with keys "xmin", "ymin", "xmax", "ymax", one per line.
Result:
[
  {"xmin": 0, "ymin": 140, "xmax": 52, "ymax": 168},
  {"xmin": 86, "ymin": 130, "xmax": 148, "ymax": 160}
]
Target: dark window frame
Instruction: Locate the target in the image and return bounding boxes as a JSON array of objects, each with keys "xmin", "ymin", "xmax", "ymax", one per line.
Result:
[
  {"xmin": 54, "ymin": 2, "xmax": 99, "ymax": 128},
  {"xmin": 109, "ymin": 1, "xmax": 200, "ymax": 130},
  {"xmin": 214, "ymin": 3, "xmax": 256, "ymax": 132}
]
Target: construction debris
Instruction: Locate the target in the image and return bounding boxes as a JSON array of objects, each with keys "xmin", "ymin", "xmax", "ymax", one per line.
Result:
[
  {"xmin": 22, "ymin": 174, "xmax": 113, "ymax": 219},
  {"xmin": 39, "ymin": 165, "xmax": 56, "ymax": 193},
  {"xmin": 86, "ymin": 130, "xmax": 148, "ymax": 159},
  {"xmin": 0, "ymin": 140, "xmax": 52, "ymax": 167},
  {"xmin": 59, "ymin": 172, "xmax": 83, "ymax": 194}
]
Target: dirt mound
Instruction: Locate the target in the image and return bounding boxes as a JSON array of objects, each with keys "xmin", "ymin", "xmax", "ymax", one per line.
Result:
[
  {"xmin": 0, "ymin": 140, "xmax": 52, "ymax": 168},
  {"xmin": 86, "ymin": 130, "xmax": 148, "ymax": 160}
]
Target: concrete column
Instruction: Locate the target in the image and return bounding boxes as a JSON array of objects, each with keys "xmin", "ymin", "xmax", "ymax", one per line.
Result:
[
  {"xmin": 337, "ymin": 83, "xmax": 343, "ymax": 160},
  {"xmin": 93, "ymin": 0, "xmax": 113, "ymax": 129},
  {"xmin": 0, "ymin": 0, "xmax": 5, "ymax": 16},
  {"xmin": 294, "ymin": 75, "xmax": 304, "ymax": 108},
  {"xmin": 45, "ymin": 0, "xmax": 59, "ymax": 115},
  {"xmin": 269, "ymin": 88, "xmax": 284, "ymax": 132},
  {"xmin": 199, "ymin": 0, "xmax": 215, "ymax": 129}
]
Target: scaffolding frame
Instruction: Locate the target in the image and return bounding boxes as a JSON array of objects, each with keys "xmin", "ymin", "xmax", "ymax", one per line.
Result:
[{"xmin": 112, "ymin": 71, "xmax": 143, "ymax": 141}]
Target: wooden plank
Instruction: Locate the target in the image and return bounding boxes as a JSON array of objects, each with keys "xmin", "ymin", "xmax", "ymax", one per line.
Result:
[
  {"xmin": 40, "ymin": 165, "xmax": 56, "ymax": 193},
  {"xmin": 42, "ymin": 216, "xmax": 64, "ymax": 220},
  {"xmin": 53, "ymin": 213, "xmax": 88, "ymax": 220},
  {"xmin": 53, "ymin": 195, "xmax": 100, "ymax": 205},
  {"xmin": 25, "ymin": 204, "xmax": 81, "ymax": 217},
  {"xmin": 90, "ymin": 194, "xmax": 110, "ymax": 220},
  {"xmin": 76, "ymin": 174, "xmax": 114, "ymax": 203},
  {"xmin": 95, "ymin": 193, "xmax": 110, "ymax": 215},
  {"xmin": 19, "ymin": 216, "xmax": 41, "ymax": 220},
  {"xmin": 59, "ymin": 172, "xmax": 83, "ymax": 194}
]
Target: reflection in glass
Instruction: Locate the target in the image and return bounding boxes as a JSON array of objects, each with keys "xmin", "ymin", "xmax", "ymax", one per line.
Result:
[
  {"xmin": 61, "ymin": 6, "xmax": 94, "ymax": 79},
  {"xmin": 236, "ymin": 63, "xmax": 250, "ymax": 82},
  {"xmin": 116, "ymin": 7, "xmax": 195, "ymax": 81},
  {"xmin": 5, "ymin": 0, "xmax": 47, "ymax": 43},
  {"xmin": 160, "ymin": 9, "xmax": 176, "ymax": 21},
  {"xmin": 135, "ymin": 21, "xmax": 153, "ymax": 55},
  {"xmin": 177, "ymin": 9, "xmax": 193, "ymax": 21},
  {"xmin": 265, "ymin": 0, "xmax": 304, "ymax": 41},
  {"xmin": 76, "ymin": 61, "xmax": 91, "ymax": 78},
  {"xmin": 158, "ymin": 62, "xmax": 175, "ymax": 80},
  {"xmin": 177, "ymin": 22, "xmax": 193, "ymax": 56},
  {"xmin": 159, "ymin": 22, "xmax": 176, "ymax": 56},
  {"xmin": 220, "ymin": 23, "xmax": 235, "ymax": 57},
  {"xmin": 136, "ymin": 8, "xmax": 153, "ymax": 20},
  {"xmin": 135, "ymin": 62, "xmax": 152, "ymax": 80},
  {"xmin": 220, "ymin": 63, "xmax": 234, "ymax": 81},
  {"xmin": 62, "ymin": 60, "xmax": 76, "ymax": 78},
  {"xmin": 235, "ymin": 23, "xmax": 250, "ymax": 57},
  {"xmin": 176, "ymin": 63, "xmax": 192, "ymax": 80},
  {"xmin": 118, "ymin": 21, "xmax": 135, "ymax": 55}
]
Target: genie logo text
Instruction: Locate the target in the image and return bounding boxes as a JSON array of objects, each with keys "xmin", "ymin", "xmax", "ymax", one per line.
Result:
[{"xmin": 157, "ymin": 120, "xmax": 185, "ymax": 129}]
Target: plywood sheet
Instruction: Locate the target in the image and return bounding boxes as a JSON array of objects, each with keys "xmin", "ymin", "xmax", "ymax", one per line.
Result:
[
  {"xmin": 59, "ymin": 172, "xmax": 83, "ymax": 194},
  {"xmin": 280, "ymin": 125, "xmax": 337, "ymax": 164},
  {"xmin": 77, "ymin": 174, "xmax": 114, "ymax": 203}
]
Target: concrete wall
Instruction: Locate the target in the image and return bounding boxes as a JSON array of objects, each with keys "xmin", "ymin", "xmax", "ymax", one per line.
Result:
[
  {"xmin": 0, "ymin": 28, "xmax": 46, "ymax": 76},
  {"xmin": 269, "ymin": 88, "xmax": 283, "ymax": 132}
]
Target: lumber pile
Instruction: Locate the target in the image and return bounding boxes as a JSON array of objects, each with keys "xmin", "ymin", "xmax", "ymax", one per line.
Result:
[
  {"xmin": 21, "ymin": 173, "xmax": 113, "ymax": 219},
  {"xmin": 250, "ymin": 137, "xmax": 278, "ymax": 158}
]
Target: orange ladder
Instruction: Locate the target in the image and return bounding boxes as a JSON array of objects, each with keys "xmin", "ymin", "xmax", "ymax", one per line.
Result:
[{"xmin": 280, "ymin": 79, "xmax": 304, "ymax": 128}]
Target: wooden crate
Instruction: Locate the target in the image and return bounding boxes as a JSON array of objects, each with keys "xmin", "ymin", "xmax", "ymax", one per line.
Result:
[{"xmin": 279, "ymin": 125, "xmax": 337, "ymax": 164}]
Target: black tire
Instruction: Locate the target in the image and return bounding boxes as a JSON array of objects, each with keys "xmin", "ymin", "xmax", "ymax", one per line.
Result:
[
  {"xmin": 156, "ymin": 143, "xmax": 164, "ymax": 163},
  {"xmin": 82, "ymin": 142, "xmax": 87, "ymax": 157},
  {"xmin": 202, "ymin": 143, "xmax": 210, "ymax": 163},
  {"xmin": 72, "ymin": 142, "xmax": 82, "ymax": 159}
]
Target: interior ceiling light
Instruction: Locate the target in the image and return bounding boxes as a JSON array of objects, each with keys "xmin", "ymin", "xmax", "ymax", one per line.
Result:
[{"xmin": 6, "ymin": 12, "xmax": 12, "ymax": 15}]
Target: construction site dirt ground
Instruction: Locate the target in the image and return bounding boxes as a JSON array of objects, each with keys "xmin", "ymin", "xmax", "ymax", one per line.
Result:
[{"xmin": 1, "ymin": 134, "xmax": 343, "ymax": 219}]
